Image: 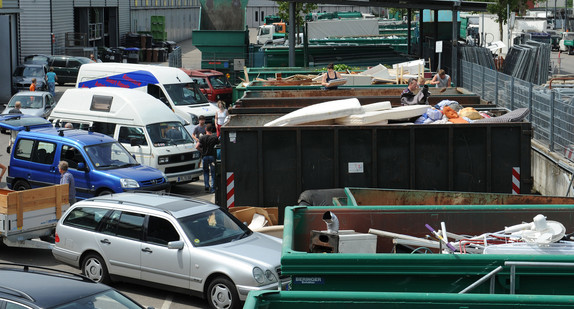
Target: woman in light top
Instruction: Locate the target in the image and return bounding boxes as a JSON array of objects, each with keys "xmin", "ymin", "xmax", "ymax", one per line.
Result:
[{"xmin": 215, "ymin": 100, "xmax": 229, "ymax": 138}]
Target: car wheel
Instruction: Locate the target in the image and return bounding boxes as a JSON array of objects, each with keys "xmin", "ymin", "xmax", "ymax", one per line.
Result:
[
  {"xmin": 98, "ymin": 190, "xmax": 113, "ymax": 196},
  {"xmin": 13, "ymin": 180, "xmax": 31, "ymax": 191},
  {"xmin": 207, "ymin": 277, "xmax": 240, "ymax": 309},
  {"xmin": 82, "ymin": 253, "xmax": 110, "ymax": 284}
]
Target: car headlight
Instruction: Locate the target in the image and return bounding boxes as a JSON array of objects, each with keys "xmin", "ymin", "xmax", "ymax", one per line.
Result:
[
  {"xmin": 265, "ymin": 269, "xmax": 277, "ymax": 282},
  {"xmin": 158, "ymin": 156, "xmax": 169, "ymax": 164},
  {"xmin": 253, "ymin": 267, "xmax": 265, "ymax": 284},
  {"xmin": 189, "ymin": 113, "xmax": 199, "ymax": 125},
  {"xmin": 253, "ymin": 267, "xmax": 277, "ymax": 284},
  {"xmin": 120, "ymin": 178, "xmax": 140, "ymax": 188}
]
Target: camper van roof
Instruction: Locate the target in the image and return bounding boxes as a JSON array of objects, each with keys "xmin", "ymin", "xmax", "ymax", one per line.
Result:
[{"xmin": 50, "ymin": 87, "xmax": 181, "ymax": 126}]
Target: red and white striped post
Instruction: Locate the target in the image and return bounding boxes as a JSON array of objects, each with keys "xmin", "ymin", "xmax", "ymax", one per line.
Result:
[
  {"xmin": 512, "ymin": 167, "xmax": 520, "ymax": 195},
  {"xmin": 226, "ymin": 172, "xmax": 235, "ymax": 208}
]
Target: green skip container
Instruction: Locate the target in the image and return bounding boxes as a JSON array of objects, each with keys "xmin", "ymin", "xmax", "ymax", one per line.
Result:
[
  {"xmin": 244, "ymin": 290, "xmax": 574, "ymax": 308},
  {"xmin": 282, "ymin": 205, "xmax": 574, "ymax": 295}
]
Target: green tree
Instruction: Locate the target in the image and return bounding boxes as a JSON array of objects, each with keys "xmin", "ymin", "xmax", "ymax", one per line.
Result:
[
  {"xmin": 277, "ymin": 2, "xmax": 318, "ymax": 43},
  {"xmin": 487, "ymin": 0, "xmax": 543, "ymax": 40}
]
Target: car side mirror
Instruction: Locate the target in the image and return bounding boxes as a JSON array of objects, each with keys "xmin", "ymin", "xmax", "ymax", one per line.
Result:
[
  {"xmin": 168, "ymin": 240, "xmax": 184, "ymax": 250},
  {"xmin": 77, "ymin": 162, "xmax": 88, "ymax": 171}
]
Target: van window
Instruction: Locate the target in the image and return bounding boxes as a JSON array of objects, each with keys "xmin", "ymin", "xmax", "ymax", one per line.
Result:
[
  {"xmin": 194, "ymin": 78, "xmax": 209, "ymax": 89},
  {"xmin": 85, "ymin": 142, "xmax": 139, "ymax": 170},
  {"xmin": 92, "ymin": 122, "xmax": 116, "ymax": 137},
  {"xmin": 14, "ymin": 139, "xmax": 34, "ymax": 160},
  {"xmin": 146, "ymin": 216, "xmax": 180, "ymax": 245},
  {"xmin": 63, "ymin": 207, "xmax": 110, "ymax": 231},
  {"xmin": 67, "ymin": 59, "xmax": 82, "ymax": 69},
  {"xmin": 90, "ymin": 95, "xmax": 113, "ymax": 112},
  {"xmin": 166, "ymin": 83, "xmax": 209, "ymax": 106},
  {"xmin": 118, "ymin": 126, "xmax": 148, "ymax": 146},
  {"xmin": 34, "ymin": 141, "xmax": 56, "ymax": 165},
  {"xmin": 51, "ymin": 58, "xmax": 67, "ymax": 67},
  {"xmin": 147, "ymin": 121, "xmax": 192, "ymax": 147},
  {"xmin": 147, "ymin": 84, "xmax": 171, "ymax": 109},
  {"xmin": 60, "ymin": 145, "xmax": 86, "ymax": 170}
]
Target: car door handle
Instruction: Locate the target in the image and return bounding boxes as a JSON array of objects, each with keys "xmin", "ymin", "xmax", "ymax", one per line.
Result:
[
  {"xmin": 100, "ymin": 239, "xmax": 111, "ymax": 245},
  {"xmin": 141, "ymin": 247, "xmax": 153, "ymax": 253}
]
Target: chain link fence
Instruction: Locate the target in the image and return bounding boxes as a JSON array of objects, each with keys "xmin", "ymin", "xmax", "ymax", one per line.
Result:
[{"xmin": 461, "ymin": 60, "xmax": 574, "ymax": 158}]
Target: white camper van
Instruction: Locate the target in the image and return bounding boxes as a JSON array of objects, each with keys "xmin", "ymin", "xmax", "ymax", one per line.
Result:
[
  {"xmin": 75, "ymin": 63, "xmax": 219, "ymax": 126},
  {"xmin": 49, "ymin": 88, "xmax": 202, "ymax": 185}
]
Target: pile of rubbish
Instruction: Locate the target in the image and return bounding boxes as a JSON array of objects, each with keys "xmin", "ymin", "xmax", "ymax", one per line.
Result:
[
  {"xmin": 370, "ymin": 214, "xmax": 572, "ymax": 255},
  {"xmin": 263, "ymin": 98, "xmax": 530, "ymax": 127}
]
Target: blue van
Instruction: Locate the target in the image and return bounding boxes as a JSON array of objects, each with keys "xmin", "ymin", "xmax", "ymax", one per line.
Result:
[{"xmin": 6, "ymin": 126, "xmax": 169, "ymax": 199}]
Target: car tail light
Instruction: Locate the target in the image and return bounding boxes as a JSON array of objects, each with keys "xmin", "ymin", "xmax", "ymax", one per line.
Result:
[{"xmin": 55, "ymin": 233, "xmax": 60, "ymax": 243}]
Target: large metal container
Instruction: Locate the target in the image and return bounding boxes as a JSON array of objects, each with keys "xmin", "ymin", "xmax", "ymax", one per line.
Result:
[
  {"xmin": 282, "ymin": 205, "xmax": 574, "ymax": 295},
  {"xmin": 219, "ymin": 114, "xmax": 532, "ymax": 221},
  {"xmin": 233, "ymin": 88, "xmax": 489, "ymax": 114},
  {"xmin": 244, "ymin": 290, "xmax": 574, "ymax": 309}
]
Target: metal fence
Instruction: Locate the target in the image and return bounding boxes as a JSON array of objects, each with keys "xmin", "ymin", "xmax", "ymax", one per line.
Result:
[
  {"xmin": 168, "ymin": 46, "xmax": 182, "ymax": 68},
  {"xmin": 461, "ymin": 60, "xmax": 574, "ymax": 159}
]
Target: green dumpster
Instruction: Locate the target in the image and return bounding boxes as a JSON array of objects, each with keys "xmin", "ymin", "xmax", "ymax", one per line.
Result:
[
  {"xmin": 245, "ymin": 290, "xmax": 574, "ymax": 308},
  {"xmin": 282, "ymin": 205, "xmax": 574, "ymax": 295}
]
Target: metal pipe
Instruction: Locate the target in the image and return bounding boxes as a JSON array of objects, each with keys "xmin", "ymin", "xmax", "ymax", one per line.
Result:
[
  {"xmin": 288, "ymin": 2, "xmax": 295, "ymax": 67},
  {"xmin": 458, "ymin": 266, "xmax": 503, "ymax": 294}
]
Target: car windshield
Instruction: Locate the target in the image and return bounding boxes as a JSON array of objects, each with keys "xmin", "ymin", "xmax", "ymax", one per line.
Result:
[
  {"xmin": 565, "ymin": 33, "xmax": 574, "ymax": 40},
  {"xmin": 13, "ymin": 66, "xmax": 44, "ymax": 78},
  {"xmin": 178, "ymin": 208, "xmax": 252, "ymax": 247},
  {"xmin": 8, "ymin": 95, "xmax": 44, "ymax": 109},
  {"xmin": 85, "ymin": 142, "xmax": 140, "ymax": 170},
  {"xmin": 146, "ymin": 121, "xmax": 193, "ymax": 147},
  {"xmin": 53, "ymin": 289, "xmax": 143, "ymax": 309},
  {"xmin": 164, "ymin": 83, "xmax": 209, "ymax": 106},
  {"xmin": 209, "ymin": 75, "xmax": 231, "ymax": 89}
]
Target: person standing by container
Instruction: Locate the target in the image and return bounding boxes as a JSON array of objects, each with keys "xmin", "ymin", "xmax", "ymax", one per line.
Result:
[
  {"xmin": 46, "ymin": 67, "xmax": 58, "ymax": 97},
  {"xmin": 401, "ymin": 77, "xmax": 430, "ymax": 105},
  {"xmin": 215, "ymin": 100, "xmax": 228, "ymax": 138},
  {"xmin": 321, "ymin": 63, "xmax": 343, "ymax": 90},
  {"xmin": 196, "ymin": 124, "xmax": 219, "ymax": 193},
  {"xmin": 29, "ymin": 78, "xmax": 37, "ymax": 92},
  {"xmin": 431, "ymin": 69, "xmax": 451, "ymax": 88},
  {"xmin": 58, "ymin": 161, "xmax": 76, "ymax": 205}
]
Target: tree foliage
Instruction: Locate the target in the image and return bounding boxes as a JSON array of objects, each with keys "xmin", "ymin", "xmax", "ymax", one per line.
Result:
[
  {"xmin": 277, "ymin": 1, "xmax": 318, "ymax": 28},
  {"xmin": 487, "ymin": 0, "xmax": 542, "ymax": 40}
]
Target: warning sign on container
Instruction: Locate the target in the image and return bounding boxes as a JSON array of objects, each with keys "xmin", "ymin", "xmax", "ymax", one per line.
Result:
[{"xmin": 348, "ymin": 162, "xmax": 364, "ymax": 173}]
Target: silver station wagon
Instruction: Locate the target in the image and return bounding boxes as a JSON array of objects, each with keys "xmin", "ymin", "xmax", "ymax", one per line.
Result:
[{"xmin": 52, "ymin": 192, "xmax": 288, "ymax": 309}]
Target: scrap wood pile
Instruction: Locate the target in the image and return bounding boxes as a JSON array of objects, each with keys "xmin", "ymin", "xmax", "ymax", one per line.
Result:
[{"xmin": 263, "ymin": 98, "xmax": 530, "ymax": 127}]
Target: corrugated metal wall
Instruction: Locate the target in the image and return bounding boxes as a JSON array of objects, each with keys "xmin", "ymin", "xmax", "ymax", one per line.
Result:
[
  {"xmin": 1, "ymin": 0, "xmax": 19, "ymax": 8},
  {"xmin": 131, "ymin": 7, "xmax": 200, "ymax": 42},
  {"xmin": 19, "ymin": 0, "xmax": 52, "ymax": 62},
  {"xmin": 119, "ymin": 1, "xmax": 131, "ymax": 45},
  {"xmin": 52, "ymin": 0, "xmax": 75, "ymax": 55}
]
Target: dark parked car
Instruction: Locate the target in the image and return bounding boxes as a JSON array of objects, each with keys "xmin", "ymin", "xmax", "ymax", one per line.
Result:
[
  {"xmin": 23, "ymin": 54, "xmax": 51, "ymax": 65},
  {"xmin": 11, "ymin": 64, "xmax": 48, "ymax": 94},
  {"xmin": 48, "ymin": 55, "xmax": 92, "ymax": 85},
  {"xmin": 0, "ymin": 263, "xmax": 148, "ymax": 309}
]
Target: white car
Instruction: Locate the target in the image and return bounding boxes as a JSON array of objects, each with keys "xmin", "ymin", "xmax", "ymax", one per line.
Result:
[{"xmin": 52, "ymin": 192, "xmax": 288, "ymax": 309}]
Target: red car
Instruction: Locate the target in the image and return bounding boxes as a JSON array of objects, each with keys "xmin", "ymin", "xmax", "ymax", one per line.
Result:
[{"xmin": 181, "ymin": 68, "xmax": 232, "ymax": 104}]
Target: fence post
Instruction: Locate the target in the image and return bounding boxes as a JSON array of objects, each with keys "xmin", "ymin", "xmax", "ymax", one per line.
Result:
[
  {"xmin": 494, "ymin": 70, "xmax": 499, "ymax": 106},
  {"xmin": 482, "ymin": 65, "xmax": 486, "ymax": 98},
  {"xmin": 527, "ymin": 82, "xmax": 533, "ymax": 122},
  {"xmin": 510, "ymin": 77, "xmax": 515, "ymax": 110},
  {"xmin": 550, "ymin": 90, "xmax": 555, "ymax": 152}
]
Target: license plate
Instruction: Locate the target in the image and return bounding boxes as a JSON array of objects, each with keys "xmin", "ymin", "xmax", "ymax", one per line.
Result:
[{"xmin": 177, "ymin": 175, "xmax": 194, "ymax": 182}]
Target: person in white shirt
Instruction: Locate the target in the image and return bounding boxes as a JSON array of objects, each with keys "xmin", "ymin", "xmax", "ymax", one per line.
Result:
[{"xmin": 215, "ymin": 100, "xmax": 229, "ymax": 138}]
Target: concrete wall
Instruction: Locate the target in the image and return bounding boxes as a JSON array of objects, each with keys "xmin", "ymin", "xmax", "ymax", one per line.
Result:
[{"xmin": 532, "ymin": 140, "xmax": 574, "ymax": 196}]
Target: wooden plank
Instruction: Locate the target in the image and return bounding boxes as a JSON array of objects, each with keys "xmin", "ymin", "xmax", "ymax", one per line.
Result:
[
  {"xmin": 55, "ymin": 185, "xmax": 62, "ymax": 219},
  {"xmin": 5, "ymin": 185, "xmax": 68, "ymax": 215},
  {"xmin": 17, "ymin": 191, "xmax": 23, "ymax": 229}
]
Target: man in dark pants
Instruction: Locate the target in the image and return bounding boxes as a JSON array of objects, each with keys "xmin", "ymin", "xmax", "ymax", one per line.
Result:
[{"xmin": 195, "ymin": 124, "xmax": 219, "ymax": 193}]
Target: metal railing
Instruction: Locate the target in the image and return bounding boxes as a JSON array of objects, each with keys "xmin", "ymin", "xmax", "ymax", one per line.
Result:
[
  {"xmin": 459, "ymin": 261, "xmax": 574, "ymax": 295},
  {"xmin": 168, "ymin": 46, "xmax": 182, "ymax": 68},
  {"xmin": 461, "ymin": 60, "xmax": 574, "ymax": 160}
]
